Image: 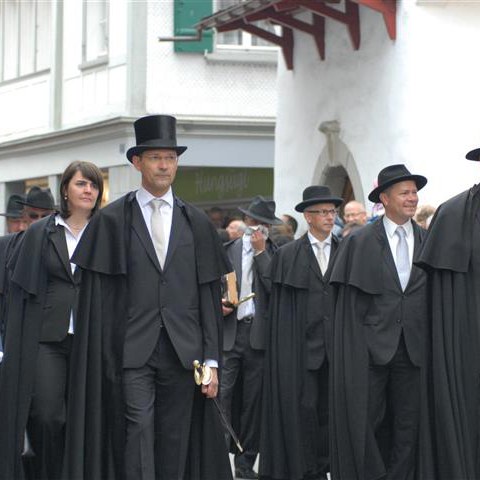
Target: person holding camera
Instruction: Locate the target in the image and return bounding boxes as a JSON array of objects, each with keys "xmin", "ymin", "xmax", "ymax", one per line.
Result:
[{"xmin": 221, "ymin": 196, "xmax": 280, "ymax": 480}]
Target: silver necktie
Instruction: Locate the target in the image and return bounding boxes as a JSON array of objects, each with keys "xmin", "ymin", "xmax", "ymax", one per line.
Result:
[
  {"xmin": 395, "ymin": 226, "xmax": 410, "ymax": 291},
  {"xmin": 316, "ymin": 242, "xmax": 328, "ymax": 275},
  {"xmin": 237, "ymin": 243, "xmax": 254, "ymax": 320},
  {"xmin": 151, "ymin": 199, "xmax": 166, "ymax": 268}
]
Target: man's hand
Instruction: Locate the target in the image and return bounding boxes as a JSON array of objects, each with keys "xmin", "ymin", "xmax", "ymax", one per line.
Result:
[
  {"xmin": 222, "ymin": 298, "xmax": 234, "ymax": 316},
  {"xmin": 251, "ymin": 229, "xmax": 266, "ymax": 254},
  {"xmin": 202, "ymin": 367, "xmax": 218, "ymax": 398}
]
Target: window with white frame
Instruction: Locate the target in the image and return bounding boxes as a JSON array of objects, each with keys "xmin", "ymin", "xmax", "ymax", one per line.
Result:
[
  {"xmin": 82, "ymin": 0, "xmax": 109, "ymax": 64},
  {"xmin": 0, "ymin": 0, "xmax": 51, "ymax": 82},
  {"xmin": 215, "ymin": 0, "xmax": 279, "ymax": 49}
]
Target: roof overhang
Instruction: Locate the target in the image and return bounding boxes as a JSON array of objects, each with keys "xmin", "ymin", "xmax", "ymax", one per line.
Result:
[{"xmin": 194, "ymin": 0, "xmax": 396, "ymax": 70}]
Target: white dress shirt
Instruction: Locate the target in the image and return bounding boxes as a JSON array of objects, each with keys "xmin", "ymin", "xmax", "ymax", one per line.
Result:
[
  {"xmin": 55, "ymin": 215, "xmax": 90, "ymax": 334},
  {"xmin": 383, "ymin": 215, "xmax": 414, "ymax": 268},
  {"xmin": 136, "ymin": 186, "xmax": 174, "ymax": 254},
  {"xmin": 237, "ymin": 234, "xmax": 255, "ymax": 320},
  {"xmin": 308, "ymin": 231, "xmax": 332, "ymax": 268}
]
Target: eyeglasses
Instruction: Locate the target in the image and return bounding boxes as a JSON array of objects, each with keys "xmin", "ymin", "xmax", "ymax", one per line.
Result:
[
  {"xmin": 305, "ymin": 208, "xmax": 338, "ymax": 217},
  {"xmin": 28, "ymin": 212, "xmax": 51, "ymax": 220},
  {"xmin": 142, "ymin": 154, "xmax": 177, "ymax": 163}
]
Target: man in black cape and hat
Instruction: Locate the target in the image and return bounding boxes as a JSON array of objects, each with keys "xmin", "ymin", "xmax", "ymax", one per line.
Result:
[
  {"xmin": 72, "ymin": 114, "xmax": 233, "ymax": 480},
  {"xmin": 416, "ymin": 147, "xmax": 480, "ymax": 479},
  {"xmin": 259, "ymin": 185, "xmax": 342, "ymax": 480},
  {"xmin": 329, "ymin": 164, "xmax": 435, "ymax": 480}
]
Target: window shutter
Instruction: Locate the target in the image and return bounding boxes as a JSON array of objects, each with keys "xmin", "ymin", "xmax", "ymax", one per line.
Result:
[{"xmin": 174, "ymin": 0, "xmax": 213, "ymax": 53}]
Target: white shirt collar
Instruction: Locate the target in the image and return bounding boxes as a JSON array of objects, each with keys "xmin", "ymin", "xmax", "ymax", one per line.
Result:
[
  {"xmin": 383, "ymin": 215, "xmax": 413, "ymax": 239},
  {"xmin": 55, "ymin": 214, "xmax": 89, "ymax": 236},
  {"xmin": 137, "ymin": 186, "xmax": 174, "ymax": 209},
  {"xmin": 307, "ymin": 231, "xmax": 332, "ymax": 247}
]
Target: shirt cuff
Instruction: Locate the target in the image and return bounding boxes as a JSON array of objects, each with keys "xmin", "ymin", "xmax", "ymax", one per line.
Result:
[{"xmin": 204, "ymin": 359, "xmax": 218, "ymax": 369}]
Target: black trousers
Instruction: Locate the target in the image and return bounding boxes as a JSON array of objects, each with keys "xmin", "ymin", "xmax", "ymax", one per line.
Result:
[
  {"xmin": 27, "ymin": 335, "xmax": 73, "ymax": 480},
  {"xmin": 301, "ymin": 362, "xmax": 329, "ymax": 479},
  {"xmin": 123, "ymin": 330, "xmax": 195, "ymax": 480},
  {"xmin": 221, "ymin": 320, "xmax": 264, "ymax": 471},
  {"xmin": 366, "ymin": 335, "xmax": 420, "ymax": 480}
]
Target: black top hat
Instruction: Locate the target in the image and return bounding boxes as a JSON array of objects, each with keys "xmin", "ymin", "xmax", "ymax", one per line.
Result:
[
  {"xmin": 295, "ymin": 185, "xmax": 343, "ymax": 212},
  {"xmin": 126, "ymin": 115, "xmax": 187, "ymax": 162},
  {"xmin": 466, "ymin": 147, "xmax": 480, "ymax": 161},
  {"xmin": 238, "ymin": 196, "xmax": 283, "ymax": 225},
  {"xmin": 0, "ymin": 194, "xmax": 26, "ymax": 218},
  {"xmin": 17, "ymin": 187, "xmax": 56, "ymax": 210},
  {"xmin": 368, "ymin": 164, "xmax": 427, "ymax": 203}
]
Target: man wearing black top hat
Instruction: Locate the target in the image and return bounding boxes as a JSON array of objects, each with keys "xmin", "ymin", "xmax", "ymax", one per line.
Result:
[
  {"xmin": 221, "ymin": 195, "xmax": 280, "ymax": 480},
  {"xmin": 329, "ymin": 165, "xmax": 435, "ymax": 480},
  {"xmin": 72, "ymin": 115, "xmax": 232, "ymax": 480},
  {"xmin": 0, "ymin": 194, "xmax": 28, "ymax": 234},
  {"xmin": 259, "ymin": 185, "xmax": 342, "ymax": 480},
  {"xmin": 416, "ymin": 147, "xmax": 480, "ymax": 480}
]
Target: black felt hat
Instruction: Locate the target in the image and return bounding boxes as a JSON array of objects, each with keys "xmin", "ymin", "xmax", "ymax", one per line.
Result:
[
  {"xmin": 368, "ymin": 164, "xmax": 427, "ymax": 203},
  {"xmin": 295, "ymin": 185, "xmax": 343, "ymax": 212},
  {"xmin": 126, "ymin": 115, "xmax": 187, "ymax": 162},
  {"xmin": 0, "ymin": 194, "xmax": 26, "ymax": 218},
  {"xmin": 238, "ymin": 196, "xmax": 283, "ymax": 225},
  {"xmin": 466, "ymin": 147, "xmax": 480, "ymax": 161},
  {"xmin": 17, "ymin": 187, "xmax": 55, "ymax": 210}
]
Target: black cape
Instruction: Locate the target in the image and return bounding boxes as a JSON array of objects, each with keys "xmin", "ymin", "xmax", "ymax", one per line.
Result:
[
  {"xmin": 71, "ymin": 192, "xmax": 233, "ymax": 480},
  {"xmin": 416, "ymin": 185, "xmax": 480, "ymax": 479},
  {"xmin": 259, "ymin": 235, "xmax": 334, "ymax": 480},
  {"xmin": 329, "ymin": 218, "xmax": 434, "ymax": 480},
  {"xmin": 0, "ymin": 216, "xmax": 113, "ymax": 480}
]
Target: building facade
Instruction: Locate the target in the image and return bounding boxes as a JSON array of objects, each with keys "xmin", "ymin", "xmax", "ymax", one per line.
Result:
[{"xmin": 0, "ymin": 0, "xmax": 278, "ymax": 233}]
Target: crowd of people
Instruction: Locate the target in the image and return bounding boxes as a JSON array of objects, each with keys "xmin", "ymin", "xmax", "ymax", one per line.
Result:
[{"xmin": 0, "ymin": 113, "xmax": 478, "ymax": 480}]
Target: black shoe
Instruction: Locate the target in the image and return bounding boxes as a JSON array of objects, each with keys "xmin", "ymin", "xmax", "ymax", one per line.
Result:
[{"xmin": 235, "ymin": 467, "xmax": 258, "ymax": 479}]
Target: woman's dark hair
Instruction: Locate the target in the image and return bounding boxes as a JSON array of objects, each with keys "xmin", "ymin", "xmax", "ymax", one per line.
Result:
[{"xmin": 59, "ymin": 161, "xmax": 104, "ymax": 218}]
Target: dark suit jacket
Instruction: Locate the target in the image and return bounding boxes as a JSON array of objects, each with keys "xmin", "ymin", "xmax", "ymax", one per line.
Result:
[
  {"xmin": 124, "ymin": 198, "xmax": 219, "ymax": 369},
  {"xmin": 223, "ymin": 236, "xmax": 276, "ymax": 351},
  {"xmin": 362, "ymin": 220, "xmax": 427, "ymax": 366},
  {"xmin": 302, "ymin": 234, "xmax": 338, "ymax": 369},
  {"xmin": 40, "ymin": 225, "xmax": 81, "ymax": 342}
]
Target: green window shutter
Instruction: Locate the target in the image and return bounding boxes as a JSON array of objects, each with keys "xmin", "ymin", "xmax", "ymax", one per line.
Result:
[{"xmin": 174, "ymin": 0, "xmax": 213, "ymax": 53}]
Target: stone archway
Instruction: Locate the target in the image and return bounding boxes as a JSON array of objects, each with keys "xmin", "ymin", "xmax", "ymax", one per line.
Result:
[{"xmin": 312, "ymin": 120, "xmax": 364, "ymax": 204}]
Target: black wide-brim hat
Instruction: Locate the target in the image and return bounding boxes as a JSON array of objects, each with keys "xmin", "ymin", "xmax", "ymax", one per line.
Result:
[
  {"xmin": 238, "ymin": 195, "xmax": 283, "ymax": 225},
  {"xmin": 126, "ymin": 114, "xmax": 187, "ymax": 162},
  {"xmin": 17, "ymin": 186, "xmax": 56, "ymax": 210},
  {"xmin": 0, "ymin": 193, "xmax": 26, "ymax": 218},
  {"xmin": 295, "ymin": 185, "xmax": 343, "ymax": 212},
  {"xmin": 368, "ymin": 164, "xmax": 427, "ymax": 203},
  {"xmin": 466, "ymin": 147, "xmax": 480, "ymax": 161}
]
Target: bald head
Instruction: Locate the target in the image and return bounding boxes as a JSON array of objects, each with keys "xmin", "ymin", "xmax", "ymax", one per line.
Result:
[{"xmin": 343, "ymin": 200, "xmax": 367, "ymax": 225}]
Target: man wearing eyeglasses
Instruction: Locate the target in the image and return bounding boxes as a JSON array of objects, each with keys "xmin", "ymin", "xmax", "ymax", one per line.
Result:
[
  {"xmin": 329, "ymin": 165, "xmax": 434, "ymax": 480},
  {"xmin": 260, "ymin": 185, "xmax": 343, "ymax": 480}
]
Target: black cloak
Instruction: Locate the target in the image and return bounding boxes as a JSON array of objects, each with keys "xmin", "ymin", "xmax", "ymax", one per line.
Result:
[
  {"xmin": 71, "ymin": 192, "xmax": 233, "ymax": 480},
  {"xmin": 259, "ymin": 235, "xmax": 334, "ymax": 480},
  {"xmin": 329, "ymin": 219, "xmax": 434, "ymax": 480},
  {"xmin": 0, "ymin": 216, "xmax": 113, "ymax": 480},
  {"xmin": 416, "ymin": 185, "xmax": 480, "ymax": 479}
]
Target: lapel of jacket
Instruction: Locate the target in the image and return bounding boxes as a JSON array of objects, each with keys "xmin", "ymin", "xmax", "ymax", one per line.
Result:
[
  {"xmin": 374, "ymin": 218, "xmax": 403, "ymax": 290},
  {"xmin": 162, "ymin": 200, "xmax": 186, "ymax": 273},
  {"xmin": 228, "ymin": 238, "xmax": 243, "ymax": 289},
  {"xmin": 301, "ymin": 234, "xmax": 323, "ymax": 281},
  {"xmin": 407, "ymin": 221, "xmax": 424, "ymax": 289},
  {"xmin": 324, "ymin": 235, "xmax": 339, "ymax": 279},
  {"xmin": 131, "ymin": 197, "xmax": 162, "ymax": 274},
  {"xmin": 49, "ymin": 223, "xmax": 74, "ymax": 281}
]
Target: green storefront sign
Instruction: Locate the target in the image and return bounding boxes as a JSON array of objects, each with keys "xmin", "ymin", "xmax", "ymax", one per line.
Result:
[{"xmin": 174, "ymin": 167, "xmax": 273, "ymax": 204}]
